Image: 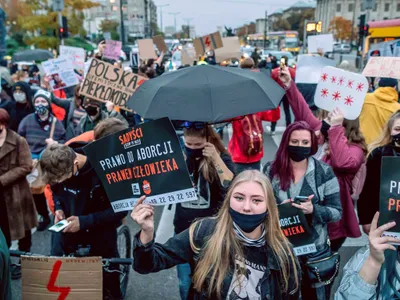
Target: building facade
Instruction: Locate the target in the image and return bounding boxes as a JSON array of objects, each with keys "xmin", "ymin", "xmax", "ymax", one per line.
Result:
[
  {"xmin": 83, "ymin": 0, "xmax": 157, "ymax": 40},
  {"xmin": 316, "ymin": 0, "xmax": 400, "ymax": 33}
]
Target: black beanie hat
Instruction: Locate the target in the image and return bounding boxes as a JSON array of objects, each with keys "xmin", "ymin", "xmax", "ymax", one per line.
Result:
[{"xmin": 379, "ymin": 78, "xmax": 398, "ymax": 88}]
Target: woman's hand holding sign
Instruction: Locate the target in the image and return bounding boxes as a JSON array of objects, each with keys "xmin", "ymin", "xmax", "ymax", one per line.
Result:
[
  {"xmin": 131, "ymin": 196, "xmax": 155, "ymax": 245},
  {"xmin": 360, "ymin": 212, "xmax": 400, "ymax": 284},
  {"xmin": 279, "ymin": 66, "xmax": 292, "ymax": 88},
  {"xmin": 328, "ymin": 108, "xmax": 345, "ymax": 127}
]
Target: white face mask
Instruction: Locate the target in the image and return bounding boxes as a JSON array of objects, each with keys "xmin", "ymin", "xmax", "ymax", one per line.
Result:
[{"xmin": 13, "ymin": 93, "xmax": 27, "ymax": 103}]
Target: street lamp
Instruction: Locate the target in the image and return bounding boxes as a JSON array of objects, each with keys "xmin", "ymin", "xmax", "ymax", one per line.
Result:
[
  {"xmin": 158, "ymin": 4, "xmax": 169, "ymax": 33},
  {"xmin": 169, "ymin": 12, "xmax": 180, "ymax": 34},
  {"xmin": 110, "ymin": 0, "xmax": 125, "ymax": 45}
]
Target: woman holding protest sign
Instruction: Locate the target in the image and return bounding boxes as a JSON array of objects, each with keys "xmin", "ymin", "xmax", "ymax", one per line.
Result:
[
  {"xmin": 263, "ymin": 121, "xmax": 341, "ymax": 300},
  {"xmin": 335, "ymin": 212, "xmax": 400, "ymax": 300},
  {"xmin": 277, "ymin": 67, "xmax": 367, "ymax": 252},
  {"xmin": 358, "ymin": 110, "xmax": 400, "ymax": 234},
  {"xmin": 131, "ymin": 170, "xmax": 300, "ymax": 299},
  {"xmin": 172, "ymin": 123, "xmax": 235, "ymax": 299}
]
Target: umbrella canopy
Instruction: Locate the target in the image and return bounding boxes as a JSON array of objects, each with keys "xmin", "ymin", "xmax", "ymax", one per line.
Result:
[
  {"xmin": 128, "ymin": 65, "xmax": 285, "ymax": 123},
  {"xmin": 12, "ymin": 50, "xmax": 54, "ymax": 63}
]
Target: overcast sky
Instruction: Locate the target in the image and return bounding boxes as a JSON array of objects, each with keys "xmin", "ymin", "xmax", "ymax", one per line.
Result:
[{"xmin": 153, "ymin": 0, "xmax": 299, "ymax": 36}]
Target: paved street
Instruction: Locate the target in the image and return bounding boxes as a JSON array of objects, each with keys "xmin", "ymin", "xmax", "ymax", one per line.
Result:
[{"xmin": 10, "ymin": 110, "xmax": 368, "ymax": 300}]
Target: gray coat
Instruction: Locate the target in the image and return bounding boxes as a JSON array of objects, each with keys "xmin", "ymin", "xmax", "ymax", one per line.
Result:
[{"xmin": 264, "ymin": 158, "xmax": 342, "ymax": 252}]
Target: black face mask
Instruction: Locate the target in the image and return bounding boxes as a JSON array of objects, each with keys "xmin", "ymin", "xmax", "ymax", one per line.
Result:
[
  {"xmin": 85, "ymin": 106, "xmax": 99, "ymax": 116},
  {"xmin": 185, "ymin": 146, "xmax": 204, "ymax": 159},
  {"xmin": 320, "ymin": 120, "xmax": 331, "ymax": 140},
  {"xmin": 288, "ymin": 145, "xmax": 312, "ymax": 162},
  {"xmin": 392, "ymin": 133, "xmax": 400, "ymax": 145},
  {"xmin": 229, "ymin": 207, "xmax": 267, "ymax": 233}
]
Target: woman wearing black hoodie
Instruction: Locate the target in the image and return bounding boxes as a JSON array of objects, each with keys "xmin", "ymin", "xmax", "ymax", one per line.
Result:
[{"xmin": 9, "ymin": 82, "xmax": 34, "ymax": 131}]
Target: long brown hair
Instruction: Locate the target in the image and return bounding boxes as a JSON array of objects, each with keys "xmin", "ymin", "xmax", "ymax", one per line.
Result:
[
  {"xmin": 369, "ymin": 110, "xmax": 400, "ymax": 156},
  {"xmin": 189, "ymin": 170, "xmax": 299, "ymax": 298},
  {"xmin": 184, "ymin": 125, "xmax": 228, "ymax": 183},
  {"xmin": 315, "ymin": 109, "xmax": 367, "ymax": 154}
]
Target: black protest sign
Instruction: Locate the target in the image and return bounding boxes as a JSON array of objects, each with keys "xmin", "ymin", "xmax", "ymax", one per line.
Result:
[
  {"xmin": 83, "ymin": 118, "xmax": 197, "ymax": 212},
  {"xmin": 80, "ymin": 58, "xmax": 147, "ymax": 108},
  {"xmin": 378, "ymin": 157, "xmax": 400, "ymax": 240},
  {"xmin": 278, "ymin": 203, "xmax": 317, "ymax": 256}
]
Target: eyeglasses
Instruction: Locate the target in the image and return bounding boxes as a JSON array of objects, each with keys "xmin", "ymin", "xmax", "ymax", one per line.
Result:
[{"xmin": 181, "ymin": 121, "xmax": 206, "ymax": 129}]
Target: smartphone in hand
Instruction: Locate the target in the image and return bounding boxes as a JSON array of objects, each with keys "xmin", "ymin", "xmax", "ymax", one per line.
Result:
[
  {"xmin": 294, "ymin": 196, "xmax": 309, "ymax": 204},
  {"xmin": 48, "ymin": 220, "xmax": 71, "ymax": 232}
]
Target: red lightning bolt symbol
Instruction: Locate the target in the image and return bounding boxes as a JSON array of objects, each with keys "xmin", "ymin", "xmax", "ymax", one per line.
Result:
[
  {"xmin": 47, "ymin": 260, "xmax": 71, "ymax": 300},
  {"xmin": 204, "ymin": 37, "xmax": 211, "ymax": 48}
]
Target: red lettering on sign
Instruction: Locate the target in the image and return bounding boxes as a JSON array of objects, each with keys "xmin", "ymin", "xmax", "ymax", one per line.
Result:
[
  {"xmin": 204, "ymin": 36, "xmax": 211, "ymax": 48},
  {"xmin": 47, "ymin": 260, "xmax": 71, "ymax": 300}
]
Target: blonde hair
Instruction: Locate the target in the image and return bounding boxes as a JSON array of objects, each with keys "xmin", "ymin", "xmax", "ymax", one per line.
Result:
[
  {"xmin": 188, "ymin": 170, "xmax": 299, "ymax": 298},
  {"xmin": 183, "ymin": 126, "xmax": 228, "ymax": 183},
  {"xmin": 369, "ymin": 110, "xmax": 400, "ymax": 156}
]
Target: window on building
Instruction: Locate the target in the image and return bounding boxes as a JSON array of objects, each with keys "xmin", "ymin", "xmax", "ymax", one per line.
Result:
[
  {"xmin": 348, "ymin": 3, "xmax": 354, "ymax": 12},
  {"xmin": 336, "ymin": 3, "xmax": 341, "ymax": 12},
  {"xmin": 373, "ymin": 3, "xmax": 377, "ymax": 11},
  {"xmin": 397, "ymin": 2, "xmax": 400, "ymax": 11},
  {"xmin": 360, "ymin": 3, "xmax": 364, "ymax": 11},
  {"xmin": 385, "ymin": 3, "xmax": 390, "ymax": 11}
]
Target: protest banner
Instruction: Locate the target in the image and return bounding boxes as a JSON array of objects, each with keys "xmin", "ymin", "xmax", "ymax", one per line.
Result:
[
  {"xmin": 363, "ymin": 56, "xmax": 400, "ymax": 79},
  {"xmin": 60, "ymin": 45, "xmax": 85, "ymax": 70},
  {"xmin": 152, "ymin": 35, "xmax": 168, "ymax": 53},
  {"xmin": 49, "ymin": 72, "xmax": 79, "ymax": 91},
  {"xmin": 103, "ymin": 40, "xmax": 122, "ymax": 61},
  {"xmin": 307, "ymin": 34, "xmax": 334, "ymax": 54},
  {"xmin": 214, "ymin": 36, "xmax": 241, "ymax": 63},
  {"xmin": 379, "ymin": 157, "xmax": 400, "ymax": 242},
  {"xmin": 181, "ymin": 47, "xmax": 196, "ymax": 65},
  {"xmin": 278, "ymin": 203, "xmax": 317, "ymax": 256},
  {"xmin": 83, "ymin": 117, "xmax": 197, "ymax": 212},
  {"xmin": 193, "ymin": 31, "xmax": 224, "ymax": 57},
  {"xmin": 42, "ymin": 56, "xmax": 73, "ymax": 75},
  {"xmin": 22, "ymin": 256, "xmax": 102, "ymax": 299},
  {"xmin": 295, "ymin": 55, "xmax": 336, "ymax": 84},
  {"xmin": 314, "ymin": 66, "xmax": 368, "ymax": 120},
  {"xmin": 79, "ymin": 58, "xmax": 147, "ymax": 108},
  {"xmin": 138, "ymin": 39, "xmax": 157, "ymax": 60}
]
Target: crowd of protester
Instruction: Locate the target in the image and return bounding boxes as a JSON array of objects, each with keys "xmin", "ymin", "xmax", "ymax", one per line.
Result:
[{"xmin": 1, "ymin": 42, "xmax": 400, "ymax": 300}]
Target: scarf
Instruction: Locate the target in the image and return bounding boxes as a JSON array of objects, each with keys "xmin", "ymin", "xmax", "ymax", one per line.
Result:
[{"xmin": 233, "ymin": 222, "xmax": 266, "ymax": 247}]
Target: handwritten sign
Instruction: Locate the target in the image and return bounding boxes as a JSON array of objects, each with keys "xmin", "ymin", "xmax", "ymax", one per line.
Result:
[
  {"xmin": 278, "ymin": 203, "xmax": 317, "ymax": 256},
  {"xmin": 42, "ymin": 57, "xmax": 74, "ymax": 75},
  {"xmin": 60, "ymin": 46, "xmax": 85, "ymax": 70},
  {"xmin": 152, "ymin": 35, "xmax": 168, "ymax": 53},
  {"xmin": 379, "ymin": 157, "xmax": 400, "ymax": 242},
  {"xmin": 193, "ymin": 31, "xmax": 223, "ymax": 57},
  {"xmin": 363, "ymin": 56, "xmax": 400, "ymax": 79},
  {"xmin": 138, "ymin": 39, "xmax": 157, "ymax": 60},
  {"xmin": 83, "ymin": 118, "xmax": 197, "ymax": 212},
  {"xmin": 103, "ymin": 40, "xmax": 122, "ymax": 61},
  {"xmin": 49, "ymin": 71, "xmax": 79, "ymax": 91},
  {"xmin": 80, "ymin": 58, "xmax": 147, "ymax": 108},
  {"xmin": 315, "ymin": 66, "xmax": 368, "ymax": 120},
  {"xmin": 307, "ymin": 34, "xmax": 334, "ymax": 54},
  {"xmin": 22, "ymin": 256, "xmax": 102, "ymax": 300}
]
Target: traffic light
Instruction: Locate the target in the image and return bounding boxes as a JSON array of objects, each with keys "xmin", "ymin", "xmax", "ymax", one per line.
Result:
[
  {"xmin": 358, "ymin": 14, "xmax": 366, "ymax": 36},
  {"xmin": 59, "ymin": 16, "xmax": 68, "ymax": 38}
]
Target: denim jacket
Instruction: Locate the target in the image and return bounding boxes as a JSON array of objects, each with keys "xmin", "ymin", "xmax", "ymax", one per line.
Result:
[{"xmin": 133, "ymin": 218, "xmax": 300, "ymax": 300}]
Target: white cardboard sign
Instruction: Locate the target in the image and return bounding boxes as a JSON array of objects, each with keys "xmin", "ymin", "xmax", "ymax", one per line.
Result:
[
  {"xmin": 42, "ymin": 57, "xmax": 74, "ymax": 75},
  {"xmin": 315, "ymin": 66, "xmax": 368, "ymax": 120},
  {"xmin": 307, "ymin": 34, "xmax": 334, "ymax": 54},
  {"xmin": 60, "ymin": 46, "xmax": 85, "ymax": 70}
]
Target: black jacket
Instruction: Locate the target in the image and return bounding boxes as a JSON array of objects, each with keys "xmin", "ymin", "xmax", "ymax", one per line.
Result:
[
  {"xmin": 52, "ymin": 142, "xmax": 126, "ymax": 256},
  {"xmin": 358, "ymin": 144, "xmax": 398, "ymax": 225},
  {"xmin": 133, "ymin": 218, "xmax": 300, "ymax": 300}
]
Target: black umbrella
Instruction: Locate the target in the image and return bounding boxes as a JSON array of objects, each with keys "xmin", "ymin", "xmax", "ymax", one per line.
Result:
[
  {"xmin": 128, "ymin": 65, "xmax": 284, "ymax": 123},
  {"xmin": 12, "ymin": 49, "xmax": 54, "ymax": 63}
]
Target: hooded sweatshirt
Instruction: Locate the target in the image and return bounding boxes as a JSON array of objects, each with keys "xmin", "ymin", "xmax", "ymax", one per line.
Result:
[
  {"xmin": 10, "ymin": 82, "xmax": 34, "ymax": 131},
  {"xmin": 360, "ymin": 87, "xmax": 400, "ymax": 145}
]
